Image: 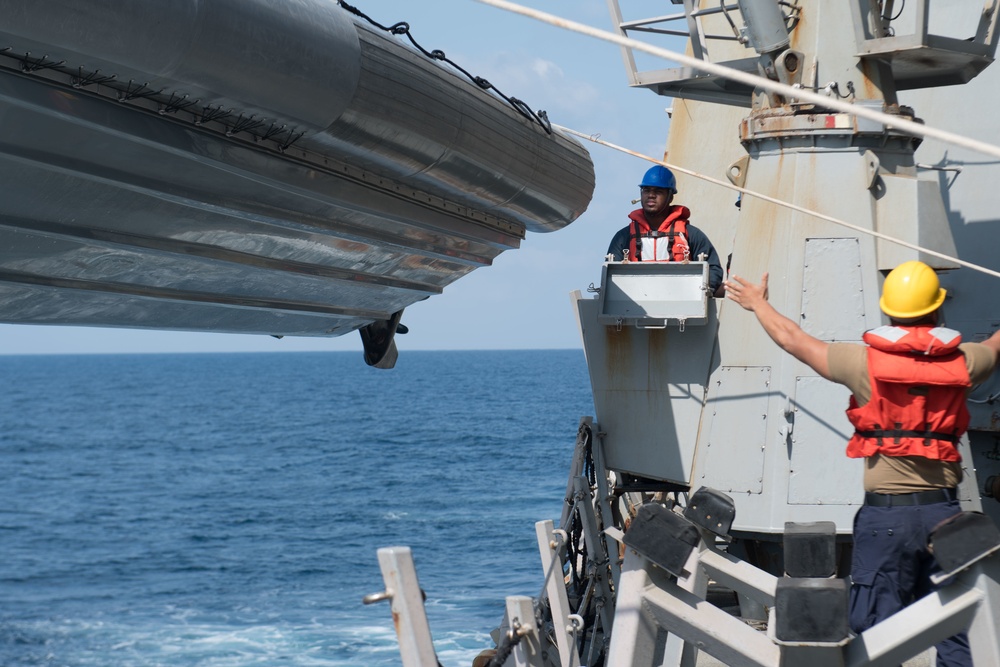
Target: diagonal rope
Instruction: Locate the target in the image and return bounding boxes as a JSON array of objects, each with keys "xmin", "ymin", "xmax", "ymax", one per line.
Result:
[
  {"xmin": 554, "ymin": 124, "xmax": 1000, "ymax": 281},
  {"xmin": 474, "ymin": 0, "xmax": 1000, "ymax": 280},
  {"xmin": 475, "ymin": 0, "xmax": 1000, "ymax": 161}
]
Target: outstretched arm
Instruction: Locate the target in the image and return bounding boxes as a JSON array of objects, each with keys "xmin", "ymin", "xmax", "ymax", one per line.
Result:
[
  {"xmin": 980, "ymin": 328, "xmax": 1000, "ymax": 375},
  {"xmin": 725, "ymin": 273, "xmax": 832, "ymax": 379},
  {"xmin": 981, "ymin": 329, "xmax": 1000, "ymax": 357}
]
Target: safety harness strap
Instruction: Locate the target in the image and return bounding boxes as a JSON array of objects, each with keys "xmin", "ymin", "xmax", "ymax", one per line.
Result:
[
  {"xmin": 629, "ymin": 220, "xmax": 682, "ymax": 261},
  {"xmin": 855, "ymin": 425, "xmax": 960, "ymax": 446}
]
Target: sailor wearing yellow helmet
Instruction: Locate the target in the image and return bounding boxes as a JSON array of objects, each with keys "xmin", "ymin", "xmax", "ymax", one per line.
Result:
[{"xmin": 725, "ymin": 260, "xmax": 1000, "ymax": 667}]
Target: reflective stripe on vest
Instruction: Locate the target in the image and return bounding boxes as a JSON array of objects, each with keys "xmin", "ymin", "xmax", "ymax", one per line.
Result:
[{"xmin": 627, "ymin": 207, "xmax": 691, "ymax": 262}]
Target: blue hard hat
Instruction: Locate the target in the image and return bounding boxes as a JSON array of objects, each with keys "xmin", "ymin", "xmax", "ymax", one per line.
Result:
[{"xmin": 638, "ymin": 165, "xmax": 676, "ymax": 192}]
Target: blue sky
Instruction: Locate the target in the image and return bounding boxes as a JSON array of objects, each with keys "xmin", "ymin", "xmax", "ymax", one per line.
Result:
[{"xmin": 0, "ymin": 0, "xmax": 681, "ymax": 355}]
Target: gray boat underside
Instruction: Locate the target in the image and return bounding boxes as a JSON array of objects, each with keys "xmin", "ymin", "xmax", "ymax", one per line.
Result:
[
  {"xmin": 0, "ymin": 68, "xmax": 514, "ymax": 338},
  {"xmin": 0, "ymin": 0, "xmax": 595, "ymax": 338}
]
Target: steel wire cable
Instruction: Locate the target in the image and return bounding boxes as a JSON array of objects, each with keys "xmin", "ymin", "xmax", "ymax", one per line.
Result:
[
  {"xmin": 476, "ymin": 0, "xmax": 1000, "ymax": 280},
  {"xmin": 478, "ymin": 0, "xmax": 1000, "ymax": 161},
  {"xmin": 555, "ymin": 125, "xmax": 1000, "ymax": 281}
]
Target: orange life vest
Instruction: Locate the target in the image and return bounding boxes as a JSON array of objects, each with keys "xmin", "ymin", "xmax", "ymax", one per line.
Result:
[
  {"xmin": 626, "ymin": 206, "xmax": 691, "ymax": 262},
  {"xmin": 845, "ymin": 325, "xmax": 970, "ymax": 462}
]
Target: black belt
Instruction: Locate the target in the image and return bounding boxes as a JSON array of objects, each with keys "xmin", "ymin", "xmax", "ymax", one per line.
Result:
[
  {"xmin": 854, "ymin": 429, "xmax": 959, "ymax": 444},
  {"xmin": 864, "ymin": 488, "xmax": 957, "ymax": 507}
]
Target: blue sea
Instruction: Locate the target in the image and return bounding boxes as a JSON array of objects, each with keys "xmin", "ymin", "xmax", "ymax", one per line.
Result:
[{"xmin": 1, "ymin": 350, "xmax": 594, "ymax": 666}]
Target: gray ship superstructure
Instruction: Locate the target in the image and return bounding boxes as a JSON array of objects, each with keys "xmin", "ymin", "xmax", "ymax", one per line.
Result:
[{"xmin": 375, "ymin": 1, "xmax": 1000, "ymax": 665}]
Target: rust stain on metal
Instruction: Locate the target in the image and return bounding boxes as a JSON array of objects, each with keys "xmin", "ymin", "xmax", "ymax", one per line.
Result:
[
  {"xmin": 857, "ymin": 59, "xmax": 884, "ymax": 101},
  {"xmin": 604, "ymin": 324, "xmax": 633, "ymax": 383},
  {"xmin": 787, "ymin": 1, "xmax": 807, "ymax": 53},
  {"xmin": 798, "ymin": 152, "xmax": 820, "ymax": 219},
  {"xmin": 764, "ymin": 151, "xmax": 789, "ymax": 240},
  {"xmin": 647, "ymin": 327, "xmax": 669, "ymax": 374}
]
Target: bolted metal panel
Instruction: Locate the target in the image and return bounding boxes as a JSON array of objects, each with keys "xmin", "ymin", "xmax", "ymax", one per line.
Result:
[
  {"xmin": 575, "ymin": 293, "xmax": 717, "ymax": 485},
  {"xmin": 699, "ymin": 366, "xmax": 771, "ymax": 494},
  {"xmin": 801, "ymin": 237, "xmax": 866, "ymax": 341},
  {"xmin": 597, "ymin": 261, "xmax": 709, "ymax": 328},
  {"xmin": 787, "ymin": 376, "xmax": 863, "ymax": 505}
]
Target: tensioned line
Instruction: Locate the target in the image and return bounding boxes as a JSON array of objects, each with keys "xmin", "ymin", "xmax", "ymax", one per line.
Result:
[
  {"xmin": 554, "ymin": 125, "xmax": 1000, "ymax": 281},
  {"xmin": 478, "ymin": 0, "xmax": 1000, "ymax": 281},
  {"xmin": 475, "ymin": 0, "xmax": 1000, "ymax": 161}
]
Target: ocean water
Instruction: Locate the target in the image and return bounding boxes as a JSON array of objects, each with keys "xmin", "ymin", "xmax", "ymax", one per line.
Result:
[{"xmin": 1, "ymin": 350, "xmax": 594, "ymax": 667}]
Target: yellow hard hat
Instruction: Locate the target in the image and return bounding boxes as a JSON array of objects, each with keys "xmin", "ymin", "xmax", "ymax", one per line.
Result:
[{"xmin": 879, "ymin": 260, "xmax": 946, "ymax": 319}]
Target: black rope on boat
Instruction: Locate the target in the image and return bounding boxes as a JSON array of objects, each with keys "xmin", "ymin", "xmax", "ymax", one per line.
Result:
[
  {"xmin": 260, "ymin": 122, "xmax": 288, "ymax": 141},
  {"xmin": 511, "ymin": 98, "xmax": 552, "ymax": 134},
  {"xmin": 0, "ymin": 48, "xmax": 307, "ymax": 151},
  {"xmin": 117, "ymin": 79, "xmax": 164, "ymax": 103},
  {"xmin": 198, "ymin": 105, "xmax": 233, "ymax": 126},
  {"xmin": 227, "ymin": 113, "xmax": 265, "ymax": 137},
  {"xmin": 337, "ymin": 0, "xmax": 554, "ymax": 135},
  {"xmin": 159, "ymin": 92, "xmax": 198, "ymax": 115},
  {"xmin": 72, "ymin": 68, "xmax": 116, "ymax": 89},
  {"xmin": 18, "ymin": 52, "xmax": 65, "ymax": 73},
  {"xmin": 279, "ymin": 129, "xmax": 306, "ymax": 152}
]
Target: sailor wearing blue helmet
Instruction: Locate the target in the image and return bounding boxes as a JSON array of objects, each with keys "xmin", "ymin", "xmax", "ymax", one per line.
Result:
[{"xmin": 606, "ymin": 165, "xmax": 724, "ymax": 296}]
